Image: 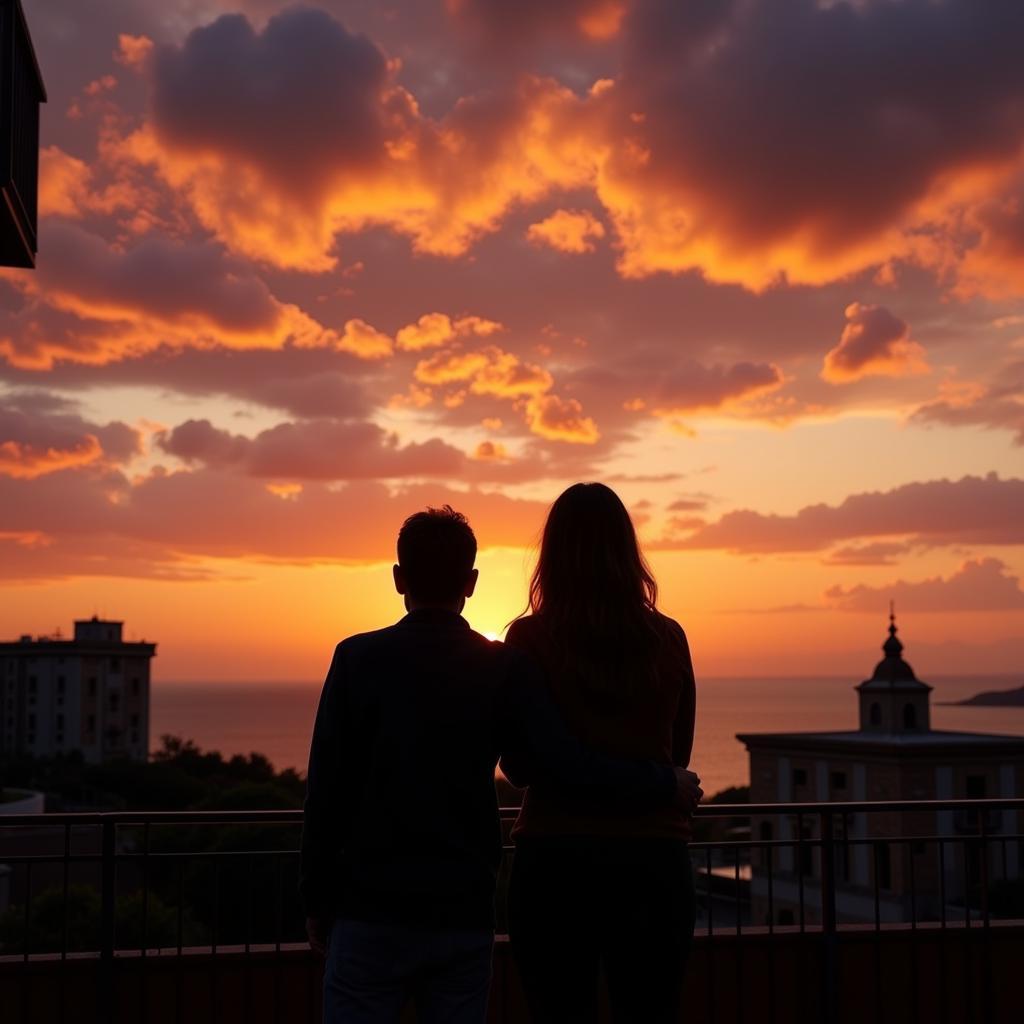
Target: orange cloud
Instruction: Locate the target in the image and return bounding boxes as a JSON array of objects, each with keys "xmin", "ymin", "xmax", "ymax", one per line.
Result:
[
  {"xmin": 0, "ymin": 436, "xmax": 103, "ymax": 479},
  {"xmin": 412, "ymin": 344, "xmax": 601, "ymax": 442},
  {"xmin": 0, "ymin": 468, "xmax": 552, "ymax": 579},
  {"xmin": 912, "ymin": 363, "xmax": 1024, "ymax": 445},
  {"xmin": 593, "ymin": 1, "xmax": 1024, "ymax": 291},
  {"xmin": 116, "ymin": 34, "xmax": 154, "ymax": 71},
  {"xmin": 265, "ymin": 482, "xmax": 303, "ymax": 500},
  {"xmin": 826, "ymin": 558, "xmax": 1024, "ymax": 613},
  {"xmin": 119, "ymin": 9, "xmax": 596, "ymax": 271},
  {"xmin": 413, "ymin": 346, "xmax": 552, "ymax": 398},
  {"xmin": 395, "ymin": 312, "xmax": 503, "ymax": 352},
  {"xmin": 953, "ymin": 175, "xmax": 1024, "ymax": 298},
  {"xmin": 96, "ymin": 2, "xmax": 1024, "ymax": 298},
  {"xmin": 0, "ymin": 395, "xmax": 143, "ymax": 479},
  {"xmin": 396, "ymin": 313, "xmax": 456, "ymax": 351},
  {"xmin": 677, "ymin": 473, "xmax": 1024, "ymax": 554},
  {"xmin": 822, "ymin": 303, "xmax": 928, "ymax": 383},
  {"xmin": 38, "ymin": 146, "xmax": 140, "ymax": 220},
  {"xmin": 454, "ymin": 316, "xmax": 504, "ymax": 337},
  {"xmin": 414, "ymin": 349, "xmax": 493, "ymax": 387},
  {"xmin": 527, "ymin": 209, "xmax": 606, "ymax": 253},
  {"xmin": 472, "ymin": 440, "xmax": 509, "ymax": 461},
  {"xmin": 0, "ymin": 222, "xmax": 332, "ymax": 368},
  {"xmin": 471, "ymin": 350, "xmax": 552, "ymax": 399},
  {"xmin": 525, "ymin": 393, "xmax": 600, "ymax": 444},
  {"xmin": 649, "ymin": 361, "xmax": 784, "ymax": 417},
  {"xmin": 335, "ymin": 318, "xmax": 393, "ymax": 359},
  {"xmin": 157, "ymin": 417, "xmax": 467, "ymax": 480},
  {"xmin": 578, "ymin": 2, "xmax": 626, "ymax": 41},
  {"xmin": 447, "ymin": 0, "xmax": 625, "ymax": 43}
]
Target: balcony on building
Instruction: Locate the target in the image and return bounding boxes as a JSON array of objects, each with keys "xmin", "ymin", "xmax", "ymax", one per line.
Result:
[{"xmin": 0, "ymin": 0, "xmax": 46, "ymax": 268}]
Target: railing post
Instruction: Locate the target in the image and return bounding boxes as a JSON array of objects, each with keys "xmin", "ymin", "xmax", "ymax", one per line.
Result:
[
  {"xmin": 819, "ymin": 810, "xmax": 838, "ymax": 1024},
  {"xmin": 100, "ymin": 817, "xmax": 116, "ymax": 1024}
]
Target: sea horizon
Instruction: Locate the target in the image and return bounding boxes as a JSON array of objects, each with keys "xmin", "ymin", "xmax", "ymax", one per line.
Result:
[{"xmin": 152, "ymin": 673, "xmax": 1024, "ymax": 799}]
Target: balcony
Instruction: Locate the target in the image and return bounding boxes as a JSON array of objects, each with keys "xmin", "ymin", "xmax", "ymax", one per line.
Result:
[
  {"xmin": 0, "ymin": 0, "xmax": 46, "ymax": 268},
  {"xmin": 1, "ymin": 799, "xmax": 1021, "ymax": 1023}
]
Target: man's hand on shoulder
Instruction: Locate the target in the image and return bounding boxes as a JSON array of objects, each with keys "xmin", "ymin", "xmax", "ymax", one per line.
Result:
[{"xmin": 674, "ymin": 768, "xmax": 703, "ymax": 815}]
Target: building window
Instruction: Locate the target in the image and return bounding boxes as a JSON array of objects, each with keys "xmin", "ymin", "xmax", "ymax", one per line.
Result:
[
  {"xmin": 88, "ymin": 678, "xmax": 97, "ymax": 697},
  {"xmin": 28, "ymin": 676, "xmax": 37, "ymax": 693},
  {"xmin": 966, "ymin": 775, "xmax": 987, "ymax": 800},
  {"xmin": 131, "ymin": 679, "xmax": 140, "ymax": 697},
  {"xmin": 57, "ymin": 677, "xmax": 65, "ymax": 693},
  {"xmin": 56, "ymin": 714, "xmax": 64, "ymax": 729},
  {"xmin": 87, "ymin": 714, "xmax": 96, "ymax": 733},
  {"xmin": 109, "ymin": 693, "xmax": 120, "ymax": 713},
  {"xmin": 792, "ymin": 768, "xmax": 807, "ymax": 787},
  {"xmin": 869, "ymin": 702, "xmax": 881, "ymax": 726},
  {"xmin": 778, "ymin": 909, "xmax": 795, "ymax": 926},
  {"xmin": 130, "ymin": 713, "xmax": 139, "ymax": 729},
  {"xmin": 27, "ymin": 713, "xmax": 36, "ymax": 730},
  {"xmin": 830, "ymin": 771, "xmax": 847, "ymax": 791},
  {"xmin": 903, "ymin": 703, "xmax": 917, "ymax": 730},
  {"xmin": 759, "ymin": 821, "xmax": 774, "ymax": 842},
  {"xmin": 110, "ymin": 657, "xmax": 120, "ymax": 672}
]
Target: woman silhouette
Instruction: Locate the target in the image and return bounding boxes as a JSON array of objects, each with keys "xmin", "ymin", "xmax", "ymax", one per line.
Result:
[{"xmin": 506, "ymin": 482, "xmax": 698, "ymax": 1023}]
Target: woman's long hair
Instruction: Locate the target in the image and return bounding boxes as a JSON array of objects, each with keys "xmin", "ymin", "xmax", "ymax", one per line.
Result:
[{"xmin": 525, "ymin": 482, "xmax": 664, "ymax": 697}]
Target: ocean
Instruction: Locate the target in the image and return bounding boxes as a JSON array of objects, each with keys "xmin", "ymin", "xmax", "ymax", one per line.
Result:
[{"xmin": 151, "ymin": 674, "xmax": 1024, "ymax": 800}]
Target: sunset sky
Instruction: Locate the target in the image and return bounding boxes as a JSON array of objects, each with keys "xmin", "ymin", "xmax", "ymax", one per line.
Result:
[{"xmin": 2, "ymin": 0, "xmax": 1023, "ymax": 682}]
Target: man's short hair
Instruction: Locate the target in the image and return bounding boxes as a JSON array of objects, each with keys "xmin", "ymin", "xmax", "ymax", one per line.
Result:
[{"xmin": 397, "ymin": 505, "xmax": 477, "ymax": 604}]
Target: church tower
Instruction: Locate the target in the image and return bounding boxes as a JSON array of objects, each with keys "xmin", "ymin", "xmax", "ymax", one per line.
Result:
[{"xmin": 856, "ymin": 605, "xmax": 931, "ymax": 734}]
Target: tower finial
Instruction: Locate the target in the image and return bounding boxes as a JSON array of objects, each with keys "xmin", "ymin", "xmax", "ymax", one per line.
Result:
[{"xmin": 883, "ymin": 601, "xmax": 903, "ymax": 657}]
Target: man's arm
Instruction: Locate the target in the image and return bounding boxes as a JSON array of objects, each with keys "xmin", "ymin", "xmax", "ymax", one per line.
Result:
[
  {"xmin": 497, "ymin": 649, "xmax": 681, "ymax": 810},
  {"xmin": 300, "ymin": 644, "xmax": 347, "ymax": 941}
]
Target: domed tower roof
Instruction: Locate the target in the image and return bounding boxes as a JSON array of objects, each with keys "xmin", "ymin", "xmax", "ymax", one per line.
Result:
[{"xmin": 857, "ymin": 604, "xmax": 931, "ymax": 692}]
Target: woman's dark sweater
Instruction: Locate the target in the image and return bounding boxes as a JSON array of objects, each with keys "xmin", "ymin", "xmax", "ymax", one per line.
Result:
[{"xmin": 506, "ymin": 612, "xmax": 696, "ymax": 841}]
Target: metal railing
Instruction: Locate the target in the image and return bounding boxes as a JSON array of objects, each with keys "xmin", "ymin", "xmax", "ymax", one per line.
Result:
[{"xmin": 1, "ymin": 798, "xmax": 1021, "ymax": 1023}]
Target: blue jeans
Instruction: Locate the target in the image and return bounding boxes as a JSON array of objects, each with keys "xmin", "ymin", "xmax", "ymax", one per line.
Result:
[{"xmin": 323, "ymin": 918, "xmax": 494, "ymax": 1024}]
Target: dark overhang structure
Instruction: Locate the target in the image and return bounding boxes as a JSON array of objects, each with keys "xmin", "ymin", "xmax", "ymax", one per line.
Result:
[{"xmin": 0, "ymin": 0, "xmax": 45, "ymax": 268}]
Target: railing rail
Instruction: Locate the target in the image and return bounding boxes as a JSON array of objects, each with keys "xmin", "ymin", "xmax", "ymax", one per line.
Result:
[
  {"xmin": 2, "ymin": 799, "xmax": 1022, "ymax": 1024},
  {"xmin": 2, "ymin": 796, "xmax": 1023, "ymax": 828}
]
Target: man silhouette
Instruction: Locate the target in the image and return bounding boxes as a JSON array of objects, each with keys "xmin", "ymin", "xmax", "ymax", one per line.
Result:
[{"xmin": 301, "ymin": 506, "xmax": 701, "ymax": 1023}]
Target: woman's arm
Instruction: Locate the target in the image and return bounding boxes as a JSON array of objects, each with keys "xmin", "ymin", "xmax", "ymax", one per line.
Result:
[
  {"xmin": 498, "ymin": 617, "xmax": 541, "ymax": 788},
  {"xmin": 670, "ymin": 622, "xmax": 697, "ymax": 767}
]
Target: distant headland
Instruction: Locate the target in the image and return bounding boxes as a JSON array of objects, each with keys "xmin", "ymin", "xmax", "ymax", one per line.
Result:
[{"xmin": 945, "ymin": 685, "xmax": 1024, "ymax": 707}]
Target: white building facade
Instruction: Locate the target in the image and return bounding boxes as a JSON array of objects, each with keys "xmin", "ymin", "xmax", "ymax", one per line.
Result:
[
  {"xmin": 739, "ymin": 613, "xmax": 1023, "ymax": 925},
  {"xmin": 0, "ymin": 618, "xmax": 156, "ymax": 762}
]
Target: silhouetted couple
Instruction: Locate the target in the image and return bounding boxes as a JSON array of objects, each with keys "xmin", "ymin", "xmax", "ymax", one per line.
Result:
[{"xmin": 301, "ymin": 483, "xmax": 700, "ymax": 1023}]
